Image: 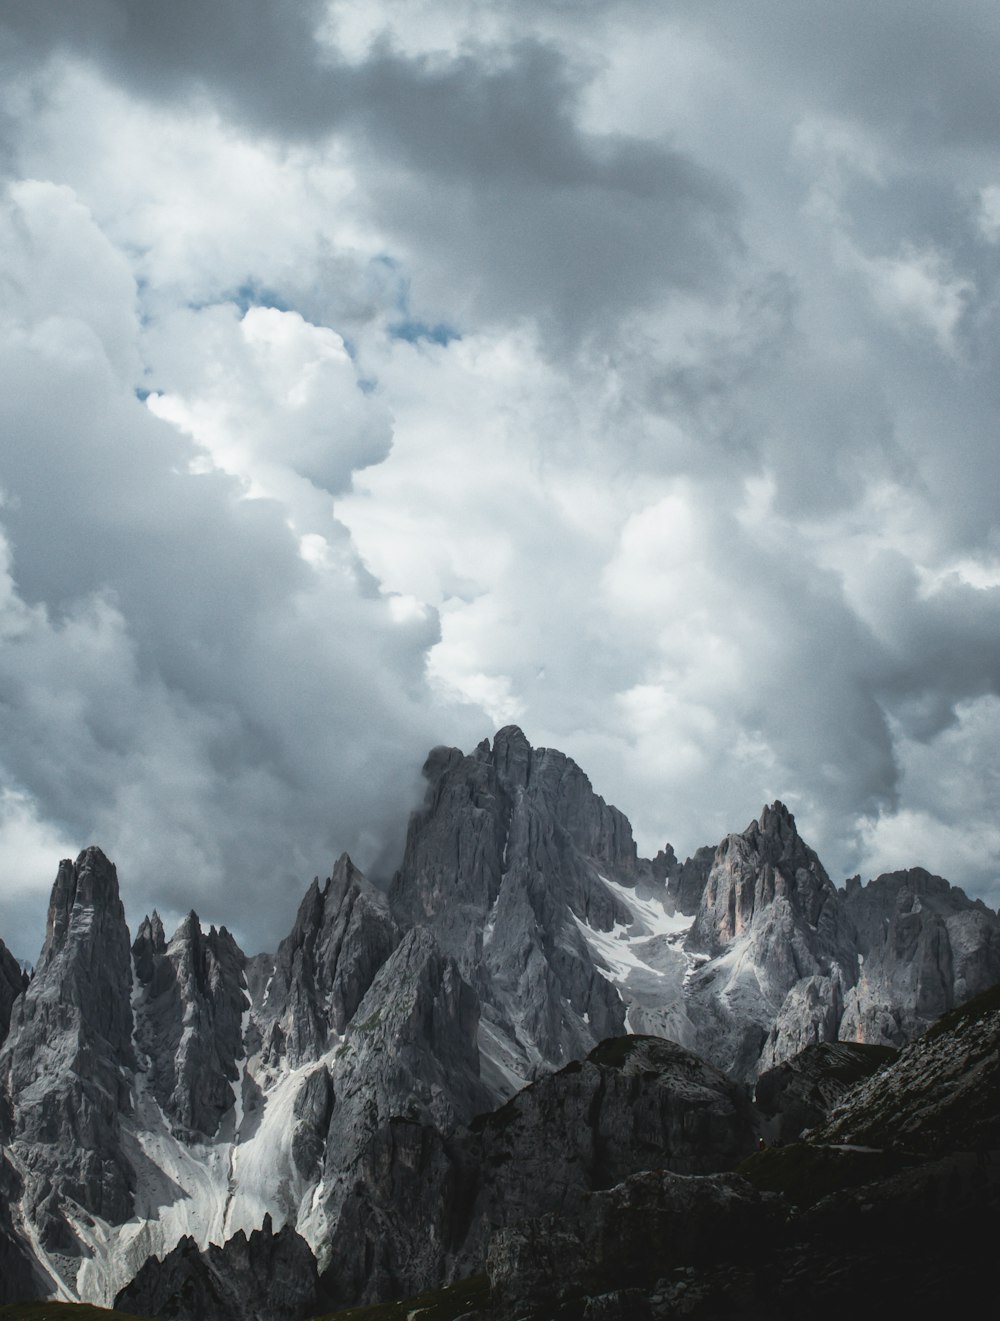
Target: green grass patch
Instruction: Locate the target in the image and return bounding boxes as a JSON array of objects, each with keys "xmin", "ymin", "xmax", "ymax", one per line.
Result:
[{"xmin": 311, "ymin": 1272, "xmax": 490, "ymax": 1320}]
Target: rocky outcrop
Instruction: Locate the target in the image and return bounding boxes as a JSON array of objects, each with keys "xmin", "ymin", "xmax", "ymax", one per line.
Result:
[
  {"xmin": 655, "ymin": 843, "xmax": 715, "ymax": 916},
  {"xmin": 254, "ymin": 853, "xmax": 400, "ymax": 1068},
  {"xmin": 318, "ymin": 1116, "xmax": 461, "ymax": 1308},
  {"xmin": 308, "ymin": 926, "xmax": 489, "ymax": 1294},
  {"xmin": 390, "ymin": 727, "xmax": 637, "ymax": 1083},
  {"xmin": 754, "ymin": 1040, "xmax": 897, "ymax": 1143},
  {"xmin": 0, "ymin": 939, "xmax": 27, "ymax": 1048},
  {"xmin": 839, "ymin": 868, "xmax": 1000, "ymax": 1046},
  {"xmin": 3, "ymin": 730, "xmax": 1000, "ymax": 1313},
  {"xmin": 0, "ymin": 1154, "xmax": 43, "ymax": 1304},
  {"xmin": 818, "ymin": 982, "xmax": 1000, "ymax": 1153},
  {"xmin": 114, "ymin": 1215, "xmax": 325, "ymax": 1321},
  {"xmin": 485, "ymin": 1168, "xmax": 781, "ymax": 1320},
  {"xmin": 470, "ymin": 1035, "xmax": 757, "ymax": 1211},
  {"xmin": 321, "ymin": 1033, "xmax": 759, "ymax": 1306},
  {"xmin": 132, "ymin": 910, "xmax": 248, "ymax": 1140},
  {"xmin": 0, "ymin": 848, "xmax": 135, "ymax": 1258},
  {"xmin": 364, "ymin": 985, "xmax": 1000, "ymax": 1320},
  {"xmin": 684, "ymin": 803, "xmax": 861, "ymax": 1077},
  {"xmin": 331, "ymin": 925, "xmax": 489, "ymax": 1138}
]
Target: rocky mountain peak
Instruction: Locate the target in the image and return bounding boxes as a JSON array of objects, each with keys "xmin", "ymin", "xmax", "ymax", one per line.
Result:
[
  {"xmin": 0, "ymin": 941, "xmax": 27, "ymax": 1049},
  {"xmin": 491, "ymin": 723, "xmax": 532, "ymax": 790},
  {"xmin": 41, "ymin": 846, "xmax": 125, "ymax": 967},
  {"xmin": 755, "ymin": 799, "xmax": 797, "ymax": 842},
  {"xmin": 254, "ymin": 852, "xmax": 400, "ymax": 1067},
  {"xmin": 326, "ymin": 851, "xmax": 366, "ymax": 906},
  {"xmin": 0, "ymin": 850, "xmax": 137, "ymax": 1249},
  {"xmin": 684, "ymin": 804, "xmax": 862, "ymax": 1076},
  {"xmin": 132, "ymin": 909, "xmax": 247, "ymax": 1139}
]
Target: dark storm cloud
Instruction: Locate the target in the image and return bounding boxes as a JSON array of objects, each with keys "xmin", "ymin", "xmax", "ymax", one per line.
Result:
[
  {"xmin": 0, "ymin": 0, "xmax": 333, "ymax": 131},
  {"xmin": 0, "ymin": 0, "xmax": 741, "ymax": 336},
  {"xmin": 0, "ymin": 180, "xmax": 481, "ymax": 961},
  {"xmin": 676, "ymin": 0, "xmax": 1000, "ymax": 152},
  {"xmin": 1, "ymin": 0, "xmax": 998, "ymax": 934}
]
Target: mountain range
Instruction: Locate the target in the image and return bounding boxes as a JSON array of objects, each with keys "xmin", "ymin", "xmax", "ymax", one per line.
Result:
[{"xmin": 0, "ymin": 726, "xmax": 998, "ymax": 1317}]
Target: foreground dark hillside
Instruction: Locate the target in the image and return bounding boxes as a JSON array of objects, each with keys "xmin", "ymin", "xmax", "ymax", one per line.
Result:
[
  {"xmin": 7, "ymin": 982, "xmax": 989, "ymax": 1321},
  {"xmin": 334, "ymin": 981, "xmax": 1000, "ymax": 1319}
]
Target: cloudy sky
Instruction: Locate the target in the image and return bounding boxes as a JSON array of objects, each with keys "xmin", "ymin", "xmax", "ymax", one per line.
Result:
[{"xmin": 1, "ymin": 1, "xmax": 998, "ymax": 959}]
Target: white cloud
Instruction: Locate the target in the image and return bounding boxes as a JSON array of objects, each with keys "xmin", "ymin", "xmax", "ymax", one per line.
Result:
[
  {"xmin": 1, "ymin": 0, "xmax": 999, "ymax": 956},
  {"xmin": 860, "ymin": 244, "xmax": 973, "ymax": 353},
  {"xmin": 977, "ymin": 184, "xmax": 1000, "ymax": 241},
  {"xmin": 145, "ymin": 302, "xmax": 392, "ymax": 511}
]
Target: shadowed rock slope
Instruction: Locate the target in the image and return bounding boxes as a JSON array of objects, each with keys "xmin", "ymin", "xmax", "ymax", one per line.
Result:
[{"xmin": 313, "ymin": 982, "xmax": 1000, "ymax": 1321}]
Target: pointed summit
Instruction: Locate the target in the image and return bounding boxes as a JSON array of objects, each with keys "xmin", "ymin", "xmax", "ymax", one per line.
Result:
[
  {"xmin": 0, "ymin": 849, "xmax": 136, "ymax": 1242},
  {"xmin": 133, "ymin": 909, "xmax": 248, "ymax": 1139},
  {"xmin": 41, "ymin": 846, "xmax": 125, "ymax": 967},
  {"xmin": 758, "ymin": 800, "xmax": 797, "ymax": 834},
  {"xmin": 254, "ymin": 853, "xmax": 400, "ymax": 1066},
  {"xmin": 492, "ymin": 725, "xmax": 532, "ymax": 790}
]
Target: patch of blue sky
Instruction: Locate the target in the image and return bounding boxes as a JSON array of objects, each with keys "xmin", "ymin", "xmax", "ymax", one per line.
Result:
[
  {"xmin": 370, "ymin": 254, "xmax": 461, "ymax": 346},
  {"xmin": 387, "ymin": 318, "xmax": 460, "ymax": 346},
  {"xmin": 229, "ymin": 282, "xmax": 293, "ymax": 315}
]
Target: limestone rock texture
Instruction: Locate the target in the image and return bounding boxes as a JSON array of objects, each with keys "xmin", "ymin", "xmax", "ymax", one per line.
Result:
[
  {"xmin": 817, "ymin": 982, "xmax": 1000, "ymax": 1153},
  {"xmin": 685, "ymin": 802, "xmax": 860, "ymax": 1078},
  {"xmin": 114, "ymin": 1215, "xmax": 325, "ymax": 1321},
  {"xmin": 389, "ymin": 726, "xmax": 642, "ymax": 1082},
  {"xmin": 0, "ymin": 1153, "xmax": 41, "ymax": 1304},
  {"xmin": 253, "ymin": 852, "xmax": 400, "ymax": 1068},
  {"xmin": 0, "ymin": 938, "xmax": 28, "ymax": 1048},
  {"xmin": 0, "ymin": 847, "xmax": 136, "ymax": 1265},
  {"xmin": 132, "ymin": 910, "xmax": 248, "ymax": 1140},
  {"xmin": 839, "ymin": 866, "xmax": 1000, "ymax": 1045},
  {"xmin": 320, "ymin": 1032, "xmax": 760, "ymax": 1307},
  {"xmin": 754, "ymin": 1040, "xmax": 898, "ymax": 1143}
]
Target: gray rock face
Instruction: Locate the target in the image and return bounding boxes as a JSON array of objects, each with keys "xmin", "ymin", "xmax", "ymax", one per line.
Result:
[
  {"xmin": 654, "ymin": 843, "xmax": 715, "ymax": 917},
  {"xmin": 114, "ymin": 1215, "xmax": 325, "ymax": 1321},
  {"xmin": 390, "ymin": 727, "xmax": 639, "ymax": 1081},
  {"xmin": 302, "ymin": 926, "xmax": 490, "ymax": 1298},
  {"xmin": 470, "ymin": 1036, "xmax": 757, "ymax": 1216},
  {"xmin": 132, "ymin": 910, "xmax": 248, "ymax": 1139},
  {"xmin": 818, "ymin": 984, "xmax": 1000, "ymax": 1153},
  {"xmin": 2, "ymin": 728, "xmax": 1000, "ymax": 1313},
  {"xmin": 0, "ymin": 938, "xmax": 27, "ymax": 1048},
  {"xmin": 255, "ymin": 853, "xmax": 400, "ymax": 1068},
  {"xmin": 684, "ymin": 803, "xmax": 861, "ymax": 1077},
  {"xmin": 485, "ymin": 1168, "xmax": 781, "ymax": 1320},
  {"xmin": 0, "ymin": 848, "xmax": 135, "ymax": 1254},
  {"xmin": 839, "ymin": 868, "xmax": 1000, "ymax": 1045},
  {"xmin": 0, "ymin": 1154, "xmax": 42, "ymax": 1304},
  {"xmin": 322, "ymin": 1033, "xmax": 759, "ymax": 1306},
  {"xmin": 324, "ymin": 925, "xmax": 490, "ymax": 1152},
  {"xmin": 754, "ymin": 1040, "xmax": 897, "ymax": 1143}
]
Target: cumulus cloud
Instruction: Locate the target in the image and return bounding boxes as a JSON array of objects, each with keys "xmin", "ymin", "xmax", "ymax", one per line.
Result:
[
  {"xmin": 0, "ymin": 173, "xmax": 478, "ymax": 959},
  {"xmin": 1, "ymin": 1, "xmax": 999, "ymax": 958}
]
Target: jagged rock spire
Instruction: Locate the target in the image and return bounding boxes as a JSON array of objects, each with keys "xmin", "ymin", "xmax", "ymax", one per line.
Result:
[{"xmin": 0, "ymin": 848, "xmax": 136, "ymax": 1250}]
